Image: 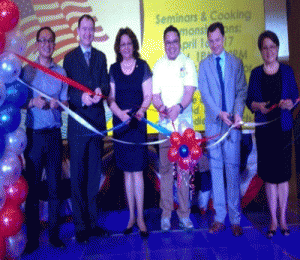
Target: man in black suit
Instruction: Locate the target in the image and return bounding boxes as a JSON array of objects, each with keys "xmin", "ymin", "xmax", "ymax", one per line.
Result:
[{"xmin": 63, "ymin": 14, "xmax": 109, "ymax": 243}]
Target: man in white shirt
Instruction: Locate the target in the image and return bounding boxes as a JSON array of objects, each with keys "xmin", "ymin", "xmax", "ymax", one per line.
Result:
[{"xmin": 153, "ymin": 25, "xmax": 197, "ymax": 231}]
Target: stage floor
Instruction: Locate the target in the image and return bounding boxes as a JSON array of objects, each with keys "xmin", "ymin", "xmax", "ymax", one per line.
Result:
[{"xmin": 21, "ymin": 199, "xmax": 300, "ymax": 260}]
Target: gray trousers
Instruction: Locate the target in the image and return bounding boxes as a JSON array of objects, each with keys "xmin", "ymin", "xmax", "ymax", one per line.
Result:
[{"xmin": 208, "ymin": 129, "xmax": 241, "ymax": 225}]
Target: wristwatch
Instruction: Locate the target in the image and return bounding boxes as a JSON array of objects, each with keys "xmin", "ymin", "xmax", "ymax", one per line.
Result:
[{"xmin": 178, "ymin": 103, "xmax": 184, "ymax": 114}]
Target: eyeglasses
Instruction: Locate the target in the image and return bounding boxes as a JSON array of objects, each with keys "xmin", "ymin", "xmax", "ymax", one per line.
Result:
[
  {"xmin": 37, "ymin": 38, "xmax": 55, "ymax": 45},
  {"xmin": 165, "ymin": 40, "xmax": 180, "ymax": 47},
  {"xmin": 262, "ymin": 45, "xmax": 277, "ymax": 52}
]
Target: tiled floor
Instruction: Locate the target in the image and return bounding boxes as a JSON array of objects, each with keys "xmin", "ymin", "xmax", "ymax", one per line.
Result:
[{"xmin": 21, "ymin": 201, "xmax": 300, "ymax": 260}]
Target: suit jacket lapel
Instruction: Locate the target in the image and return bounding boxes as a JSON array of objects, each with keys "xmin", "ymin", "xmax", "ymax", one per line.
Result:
[
  {"xmin": 89, "ymin": 48, "xmax": 96, "ymax": 76},
  {"xmin": 208, "ymin": 55, "xmax": 221, "ymax": 92},
  {"xmin": 224, "ymin": 51, "xmax": 231, "ymax": 90},
  {"xmin": 89, "ymin": 48, "xmax": 94, "ymax": 66}
]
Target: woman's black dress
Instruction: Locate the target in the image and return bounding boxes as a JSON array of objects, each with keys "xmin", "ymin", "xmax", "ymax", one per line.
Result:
[
  {"xmin": 255, "ymin": 69, "xmax": 292, "ymax": 184},
  {"xmin": 109, "ymin": 59, "xmax": 152, "ymax": 171}
]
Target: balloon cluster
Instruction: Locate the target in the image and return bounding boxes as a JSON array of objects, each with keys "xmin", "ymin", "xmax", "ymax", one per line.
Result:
[
  {"xmin": 168, "ymin": 128, "xmax": 203, "ymax": 170},
  {"xmin": 0, "ymin": 1, "xmax": 29, "ymax": 258}
]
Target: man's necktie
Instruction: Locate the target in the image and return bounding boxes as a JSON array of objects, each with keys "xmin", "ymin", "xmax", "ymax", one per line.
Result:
[
  {"xmin": 216, "ymin": 57, "xmax": 227, "ymax": 112},
  {"xmin": 84, "ymin": 51, "xmax": 90, "ymax": 66}
]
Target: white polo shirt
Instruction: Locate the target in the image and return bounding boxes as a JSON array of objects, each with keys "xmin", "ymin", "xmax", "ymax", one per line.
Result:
[{"xmin": 153, "ymin": 52, "xmax": 197, "ymax": 131}]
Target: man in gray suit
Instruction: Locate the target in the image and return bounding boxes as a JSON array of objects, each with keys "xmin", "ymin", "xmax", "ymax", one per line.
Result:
[{"xmin": 198, "ymin": 22, "xmax": 247, "ymax": 236}]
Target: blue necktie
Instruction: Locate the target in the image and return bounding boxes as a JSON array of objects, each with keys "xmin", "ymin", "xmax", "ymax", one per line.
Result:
[
  {"xmin": 84, "ymin": 51, "xmax": 90, "ymax": 66},
  {"xmin": 216, "ymin": 57, "xmax": 226, "ymax": 112}
]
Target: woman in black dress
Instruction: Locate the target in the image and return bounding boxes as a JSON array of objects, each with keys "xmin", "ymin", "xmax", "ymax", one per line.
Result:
[
  {"xmin": 108, "ymin": 28, "xmax": 152, "ymax": 237},
  {"xmin": 246, "ymin": 31, "xmax": 298, "ymax": 238}
]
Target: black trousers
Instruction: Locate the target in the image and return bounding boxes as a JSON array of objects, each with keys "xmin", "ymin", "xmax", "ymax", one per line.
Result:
[
  {"xmin": 68, "ymin": 133, "xmax": 104, "ymax": 233},
  {"xmin": 24, "ymin": 128, "xmax": 62, "ymax": 242}
]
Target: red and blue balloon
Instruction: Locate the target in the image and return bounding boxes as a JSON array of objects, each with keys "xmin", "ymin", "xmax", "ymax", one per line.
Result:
[
  {"xmin": 168, "ymin": 128, "xmax": 202, "ymax": 170},
  {"xmin": 0, "ymin": 1, "xmax": 28, "ymax": 258}
]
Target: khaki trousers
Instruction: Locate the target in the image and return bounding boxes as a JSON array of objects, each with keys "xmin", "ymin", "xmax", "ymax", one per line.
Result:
[{"xmin": 159, "ymin": 134, "xmax": 191, "ymax": 219}]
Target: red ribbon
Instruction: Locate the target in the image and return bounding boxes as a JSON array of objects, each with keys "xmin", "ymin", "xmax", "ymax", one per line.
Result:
[{"xmin": 16, "ymin": 54, "xmax": 101, "ymax": 97}]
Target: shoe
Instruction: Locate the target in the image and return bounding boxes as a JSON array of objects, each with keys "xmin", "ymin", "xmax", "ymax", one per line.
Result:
[
  {"xmin": 179, "ymin": 217, "xmax": 194, "ymax": 229},
  {"xmin": 161, "ymin": 218, "xmax": 171, "ymax": 231},
  {"xmin": 75, "ymin": 230, "xmax": 89, "ymax": 244},
  {"xmin": 23, "ymin": 241, "xmax": 39, "ymax": 255},
  {"xmin": 267, "ymin": 229, "xmax": 276, "ymax": 238},
  {"xmin": 209, "ymin": 221, "xmax": 226, "ymax": 234},
  {"xmin": 49, "ymin": 236, "xmax": 66, "ymax": 248},
  {"xmin": 231, "ymin": 225, "xmax": 243, "ymax": 237},
  {"xmin": 139, "ymin": 230, "xmax": 149, "ymax": 238},
  {"xmin": 280, "ymin": 229, "xmax": 290, "ymax": 236},
  {"xmin": 90, "ymin": 226, "xmax": 109, "ymax": 237},
  {"xmin": 137, "ymin": 222, "xmax": 149, "ymax": 238},
  {"xmin": 123, "ymin": 226, "xmax": 133, "ymax": 235}
]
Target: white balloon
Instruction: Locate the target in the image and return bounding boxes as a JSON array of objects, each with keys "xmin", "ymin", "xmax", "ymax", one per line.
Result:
[
  {"xmin": 195, "ymin": 131, "xmax": 202, "ymax": 140},
  {"xmin": 5, "ymin": 228, "xmax": 27, "ymax": 258},
  {"xmin": 0, "ymin": 81, "xmax": 6, "ymax": 107},
  {"xmin": 0, "ymin": 184, "xmax": 5, "ymax": 211},
  {"xmin": 5, "ymin": 28, "xmax": 27, "ymax": 56},
  {"xmin": 0, "ymin": 151, "xmax": 21, "ymax": 186},
  {"xmin": 5, "ymin": 127, "xmax": 27, "ymax": 155},
  {"xmin": 178, "ymin": 120, "xmax": 193, "ymax": 135},
  {"xmin": 0, "ymin": 52, "xmax": 22, "ymax": 84}
]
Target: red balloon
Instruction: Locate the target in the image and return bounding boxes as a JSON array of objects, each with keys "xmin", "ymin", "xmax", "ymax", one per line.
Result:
[
  {"xmin": 5, "ymin": 176, "xmax": 28, "ymax": 207},
  {"xmin": 182, "ymin": 137, "xmax": 195, "ymax": 150},
  {"xmin": 170, "ymin": 132, "xmax": 182, "ymax": 147},
  {"xmin": 190, "ymin": 145, "xmax": 202, "ymax": 160},
  {"xmin": 168, "ymin": 146, "xmax": 179, "ymax": 162},
  {"xmin": 0, "ymin": 33, "xmax": 5, "ymax": 54},
  {"xmin": 0, "ymin": 0, "xmax": 20, "ymax": 33},
  {"xmin": 178, "ymin": 156, "xmax": 190, "ymax": 170},
  {"xmin": 183, "ymin": 128, "xmax": 195, "ymax": 140},
  {"xmin": 0, "ymin": 237, "xmax": 6, "ymax": 260},
  {"xmin": 0, "ymin": 205, "xmax": 24, "ymax": 237}
]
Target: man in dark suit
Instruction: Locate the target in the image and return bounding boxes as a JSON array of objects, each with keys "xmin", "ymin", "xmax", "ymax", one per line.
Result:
[
  {"xmin": 198, "ymin": 22, "xmax": 247, "ymax": 236},
  {"xmin": 63, "ymin": 14, "xmax": 109, "ymax": 243}
]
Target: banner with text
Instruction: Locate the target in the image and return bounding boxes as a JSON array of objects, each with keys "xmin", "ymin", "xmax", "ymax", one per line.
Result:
[
  {"xmin": 17, "ymin": 0, "xmax": 264, "ymax": 135},
  {"xmin": 141, "ymin": 0, "xmax": 264, "ymax": 131}
]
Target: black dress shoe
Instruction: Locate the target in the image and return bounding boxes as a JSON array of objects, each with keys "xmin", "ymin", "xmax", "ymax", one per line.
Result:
[
  {"xmin": 267, "ymin": 229, "xmax": 276, "ymax": 238},
  {"xmin": 23, "ymin": 241, "xmax": 39, "ymax": 255},
  {"xmin": 123, "ymin": 226, "xmax": 133, "ymax": 235},
  {"xmin": 49, "ymin": 236, "xmax": 66, "ymax": 248},
  {"xmin": 281, "ymin": 229, "xmax": 290, "ymax": 236},
  {"xmin": 139, "ymin": 230, "xmax": 149, "ymax": 238},
  {"xmin": 75, "ymin": 230, "xmax": 89, "ymax": 244},
  {"xmin": 90, "ymin": 226, "xmax": 109, "ymax": 237}
]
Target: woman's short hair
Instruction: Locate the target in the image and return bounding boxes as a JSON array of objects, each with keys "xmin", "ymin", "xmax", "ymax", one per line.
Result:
[
  {"xmin": 258, "ymin": 30, "xmax": 279, "ymax": 51},
  {"xmin": 114, "ymin": 27, "xmax": 140, "ymax": 62}
]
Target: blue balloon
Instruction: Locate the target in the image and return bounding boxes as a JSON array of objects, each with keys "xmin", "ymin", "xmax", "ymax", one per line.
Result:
[
  {"xmin": 0, "ymin": 82, "xmax": 6, "ymax": 108},
  {"xmin": 0, "ymin": 135, "xmax": 5, "ymax": 159},
  {"xmin": 179, "ymin": 144, "xmax": 189, "ymax": 158},
  {"xmin": 0, "ymin": 105, "xmax": 21, "ymax": 134},
  {"xmin": 3, "ymin": 80, "xmax": 28, "ymax": 108}
]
